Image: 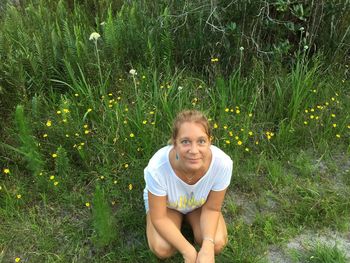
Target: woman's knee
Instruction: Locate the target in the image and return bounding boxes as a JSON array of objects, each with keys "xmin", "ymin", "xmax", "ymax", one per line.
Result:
[
  {"xmin": 214, "ymin": 235, "xmax": 228, "ymax": 255},
  {"xmin": 150, "ymin": 240, "xmax": 176, "ymax": 259}
]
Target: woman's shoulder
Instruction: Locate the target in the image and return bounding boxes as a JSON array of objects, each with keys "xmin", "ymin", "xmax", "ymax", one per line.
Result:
[
  {"xmin": 210, "ymin": 145, "xmax": 232, "ymax": 162},
  {"xmin": 146, "ymin": 145, "xmax": 172, "ymax": 170},
  {"xmin": 210, "ymin": 145, "xmax": 231, "ymax": 160}
]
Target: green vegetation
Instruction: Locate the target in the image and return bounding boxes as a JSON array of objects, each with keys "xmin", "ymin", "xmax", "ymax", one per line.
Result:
[
  {"xmin": 0, "ymin": 0, "xmax": 349, "ymax": 262},
  {"xmin": 291, "ymin": 243, "xmax": 348, "ymax": 263}
]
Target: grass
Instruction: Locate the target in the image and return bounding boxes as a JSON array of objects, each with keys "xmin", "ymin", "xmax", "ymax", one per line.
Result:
[
  {"xmin": 290, "ymin": 243, "xmax": 348, "ymax": 263},
  {"xmin": 1, "ymin": 1, "xmax": 350, "ymax": 262}
]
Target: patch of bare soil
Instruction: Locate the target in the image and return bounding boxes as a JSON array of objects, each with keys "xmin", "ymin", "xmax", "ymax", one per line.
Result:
[{"xmin": 265, "ymin": 229, "xmax": 350, "ymax": 262}]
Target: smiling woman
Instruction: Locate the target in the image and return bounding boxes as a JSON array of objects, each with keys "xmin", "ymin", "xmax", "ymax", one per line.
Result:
[{"xmin": 143, "ymin": 110, "xmax": 233, "ymax": 263}]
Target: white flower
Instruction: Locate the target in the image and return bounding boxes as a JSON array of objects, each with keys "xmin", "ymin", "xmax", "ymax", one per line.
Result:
[
  {"xmin": 129, "ymin": 69, "xmax": 137, "ymax": 76},
  {"xmin": 304, "ymin": 45, "xmax": 309, "ymax": 50},
  {"xmin": 178, "ymin": 86, "xmax": 183, "ymax": 91},
  {"xmin": 299, "ymin": 27, "xmax": 305, "ymax": 31},
  {"xmin": 239, "ymin": 46, "xmax": 244, "ymax": 51},
  {"xmin": 89, "ymin": 32, "xmax": 101, "ymax": 41},
  {"xmin": 100, "ymin": 22, "xmax": 106, "ymax": 26}
]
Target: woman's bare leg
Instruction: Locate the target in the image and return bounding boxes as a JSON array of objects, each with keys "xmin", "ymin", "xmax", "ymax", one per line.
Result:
[
  {"xmin": 146, "ymin": 208, "xmax": 183, "ymax": 259},
  {"xmin": 185, "ymin": 207, "xmax": 228, "ymax": 254}
]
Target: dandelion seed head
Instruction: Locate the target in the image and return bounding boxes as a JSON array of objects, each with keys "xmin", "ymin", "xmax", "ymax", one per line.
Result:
[
  {"xmin": 129, "ymin": 69, "xmax": 137, "ymax": 76},
  {"xmin": 89, "ymin": 32, "xmax": 101, "ymax": 41}
]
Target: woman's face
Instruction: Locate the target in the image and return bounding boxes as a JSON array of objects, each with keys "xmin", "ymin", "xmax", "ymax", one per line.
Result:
[{"xmin": 174, "ymin": 121, "xmax": 211, "ymax": 173}]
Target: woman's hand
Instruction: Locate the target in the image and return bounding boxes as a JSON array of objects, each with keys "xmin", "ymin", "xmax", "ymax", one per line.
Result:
[
  {"xmin": 182, "ymin": 245, "xmax": 197, "ymax": 263},
  {"xmin": 196, "ymin": 240, "xmax": 215, "ymax": 263}
]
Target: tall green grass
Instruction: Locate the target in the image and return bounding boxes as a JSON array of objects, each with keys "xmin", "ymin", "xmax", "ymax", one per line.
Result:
[{"xmin": 0, "ymin": 0, "xmax": 349, "ymax": 262}]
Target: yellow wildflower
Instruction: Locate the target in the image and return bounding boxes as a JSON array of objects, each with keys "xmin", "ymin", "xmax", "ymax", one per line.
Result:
[
  {"xmin": 142, "ymin": 120, "xmax": 147, "ymax": 124},
  {"xmin": 46, "ymin": 120, "xmax": 52, "ymax": 127},
  {"xmin": 3, "ymin": 168, "xmax": 10, "ymax": 174},
  {"xmin": 50, "ymin": 175, "xmax": 55, "ymax": 180},
  {"xmin": 236, "ymin": 109, "xmax": 240, "ymax": 114},
  {"xmin": 332, "ymin": 124, "xmax": 337, "ymax": 128},
  {"xmin": 225, "ymin": 108, "xmax": 229, "ymax": 112},
  {"xmin": 87, "ymin": 108, "xmax": 92, "ymax": 112},
  {"xmin": 52, "ymin": 153, "xmax": 57, "ymax": 158},
  {"xmin": 43, "ymin": 134, "xmax": 48, "ymax": 138},
  {"xmin": 129, "ymin": 184, "xmax": 133, "ymax": 190},
  {"xmin": 84, "ymin": 130, "xmax": 90, "ymax": 134},
  {"xmin": 304, "ymin": 121, "xmax": 308, "ymax": 125},
  {"xmin": 213, "ymin": 123, "xmax": 218, "ymax": 129},
  {"xmin": 336, "ymin": 134, "xmax": 341, "ymax": 138},
  {"xmin": 54, "ymin": 181, "xmax": 59, "ymax": 186},
  {"xmin": 225, "ymin": 140, "xmax": 230, "ymax": 144},
  {"xmin": 124, "ymin": 164, "xmax": 129, "ymax": 169},
  {"xmin": 16, "ymin": 194, "xmax": 21, "ymax": 199},
  {"xmin": 63, "ymin": 109, "xmax": 69, "ymax": 113},
  {"xmin": 245, "ymin": 148, "xmax": 250, "ymax": 152},
  {"xmin": 248, "ymin": 131, "xmax": 253, "ymax": 136},
  {"xmin": 237, "ymin": 141, "xmax": 242, "ymax": 145},
  {"xmin": 15, "ymin": 258, "xmax": 21, "ymax": 262},
  {"xmin": 130, "ymin": 133, "xmax": 135, "ymax": 138},
  {"xmin": 85, "ymin": 202, "xmax": 90, "ymax": 207},
  {"xmin": 57, "ymin": 110, "xmax": 62, "ymax": 114},
  {"xmin": 248, "ymin": 113, "xmax": 253, "ymax": 117},
  {"xmin": 74, "ymin": 93, "xmax": 79, "ymax": 97}
]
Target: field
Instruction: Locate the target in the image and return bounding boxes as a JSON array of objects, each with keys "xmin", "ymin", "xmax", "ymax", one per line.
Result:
[{"xmin": 0, "ymin": 1, "xmax": 350, "ymax": 262}]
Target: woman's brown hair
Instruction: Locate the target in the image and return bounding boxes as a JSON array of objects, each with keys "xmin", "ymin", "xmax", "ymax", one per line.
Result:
[{"xmin": 170, "ymin": 110, "xmax": 211, "ymax": 144}]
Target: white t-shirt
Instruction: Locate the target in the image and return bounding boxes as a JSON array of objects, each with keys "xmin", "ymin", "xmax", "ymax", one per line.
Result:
[{"xmin": 143, "ymin": 145, "xmax": 233, "ymax": 214}]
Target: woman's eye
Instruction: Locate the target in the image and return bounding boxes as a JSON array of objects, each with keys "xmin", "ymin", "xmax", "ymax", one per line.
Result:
[
  {"xmin": 181, "ymin": 140, "xmax": 190, "ymax": 144},
  {"xmin": 198, "ymin": 139, "xmax": 206, "ymax": 144}
]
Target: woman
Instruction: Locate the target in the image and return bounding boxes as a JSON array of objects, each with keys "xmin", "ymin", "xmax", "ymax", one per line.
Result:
[{"xmin": 143, "ymin": 110, "xmax": 233, "ymax": 263}]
